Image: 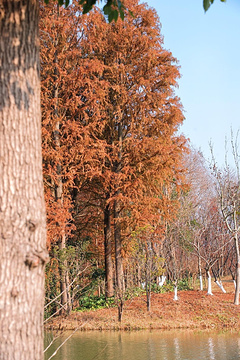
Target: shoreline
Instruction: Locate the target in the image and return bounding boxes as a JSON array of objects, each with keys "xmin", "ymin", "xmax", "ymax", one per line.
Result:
[{"xmin": 45, "ymin": 288, "xmax": 240, "ymax": 332}]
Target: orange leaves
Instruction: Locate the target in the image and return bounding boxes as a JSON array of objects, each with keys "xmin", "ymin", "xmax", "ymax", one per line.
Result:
[
  {"xmin": 44, "ymin": 189, "xmax": 75, "ymax": 249},
  {"xmin": 40, "ymin": 0, "xmax": 188, "ymax": 273},
  {"xmin": 75, "ymin": 1, "xmax": 187, "ymax": 235}
]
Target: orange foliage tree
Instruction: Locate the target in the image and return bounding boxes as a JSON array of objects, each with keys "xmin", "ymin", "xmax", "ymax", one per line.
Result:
[
  {"xmin": 40, "ymin": 0, "xmax": 187, "ymax": 316},
  {"xmin": 80, "ymin": 0, "xmax": 187, "ymax": 307},
  {"xmin": 40, "ymin": 1, "xmax": 109, "ymax": 313}
]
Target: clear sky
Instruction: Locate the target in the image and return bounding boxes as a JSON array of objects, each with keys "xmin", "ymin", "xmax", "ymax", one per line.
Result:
[{"xmin": 145, "ymin": 0, "xmax": 240, "ymax": 167}]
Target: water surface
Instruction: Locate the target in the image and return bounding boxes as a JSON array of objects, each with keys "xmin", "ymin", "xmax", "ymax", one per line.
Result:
[{"xmin": 45, "ymin": 330, "xmax": 240, "ymax": 360}]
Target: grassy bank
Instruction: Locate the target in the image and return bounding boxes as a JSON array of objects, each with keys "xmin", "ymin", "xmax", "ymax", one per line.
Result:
[{"xmin": 45, "ymin": 280, "xmax": 240, "ymax": 332}]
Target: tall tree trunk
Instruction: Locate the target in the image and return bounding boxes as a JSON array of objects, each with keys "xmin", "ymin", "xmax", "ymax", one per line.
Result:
[
  {"xmin": 145, "ymin": 248, "xmax": 151, "ymax": 311},
  {"xmin": 54, "ymin": 117, "xmax": 69, "ymax": 314},
  {"xmin": 114, "ymin": 119, "xmax": 124, "ymax": 294},
  {"xmin": 54, "ymin": 110, "xmax": 69, "ymax": 314},
  {"xmin": 104, "ymin": 202, "xmax": 114, "ymax": 297},
  {"xmin": 146, "ymin": 272, "xmax": 151, "ymax": 311},
  {"xmin": 114, "ymin": 199, "xmax": 124, "ymax": 294},
  {"xmin": 52, "ymin": 19, "xmax": 70, "ymax": 313},
  {"xmin": 58, "ymin": 233, "xmax": 71, "ymax": 314},
  {"xmin": 0, "ymin": 1, "xmax": 48, "ymax": 359}
]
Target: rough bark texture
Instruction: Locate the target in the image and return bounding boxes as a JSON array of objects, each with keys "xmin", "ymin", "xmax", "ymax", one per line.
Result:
[{"xmin": 0, "ymin": 1, "xmax": 47, "ymax": 359}]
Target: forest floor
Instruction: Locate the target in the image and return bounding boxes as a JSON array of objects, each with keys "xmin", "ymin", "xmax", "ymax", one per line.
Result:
[{"xmin": 45, "ymin": 279, "xmax": 240, "ymax": 332}]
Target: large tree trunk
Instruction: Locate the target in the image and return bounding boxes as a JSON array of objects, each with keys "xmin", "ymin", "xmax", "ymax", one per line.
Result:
[
  {"xmin": 0, "ymin": 1, "xmax": 47, "ymax": 359},
  {"xmin": 104, "ymin": 203, "xmax": 114, "ymax": 297}
]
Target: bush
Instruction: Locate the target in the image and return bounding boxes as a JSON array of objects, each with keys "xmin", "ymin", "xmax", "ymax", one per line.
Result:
[
  {"xmin": 76, "ymin": 295, "xmax": 115, "ymax": 311},
  {"xmin": 178, "ymin": 278, "xmax": 192, "ymax": 290},
  {"xmin": 152, "ymin": 282, "xmax": 174, "ymax": 293}
]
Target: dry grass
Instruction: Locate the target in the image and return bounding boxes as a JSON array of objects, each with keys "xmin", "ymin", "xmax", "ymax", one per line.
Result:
[{"xmin": 45, "ymin": 279, "xmax": 240, "ymax": 332}]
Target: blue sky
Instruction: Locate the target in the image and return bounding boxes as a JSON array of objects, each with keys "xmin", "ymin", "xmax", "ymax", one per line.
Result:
[{"xmin": 145, "ymin": 0, "xmax": 240, "ymax": 166}]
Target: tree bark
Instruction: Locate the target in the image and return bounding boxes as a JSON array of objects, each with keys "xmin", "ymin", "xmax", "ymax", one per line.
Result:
[
  {"xmin": 146, "ymin": 278, "xmax": 151, "ymax": 311},
  {"xmin": 104, "ymin": 203, "xmax": 114, "ymax": 297},
  {"xmin": 114, "ymin": 200, "xmax": 124, "ymax": 295},
  {"xmin": 0, "ymin": 1, "xmax": 47, "ymax": 359},
  {"xmin": 58, "ymin": 233, "xmax": 70, "ymax": 314}
]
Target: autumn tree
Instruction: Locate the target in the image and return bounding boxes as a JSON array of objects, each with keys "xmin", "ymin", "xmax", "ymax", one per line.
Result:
[
  {"xmin": 40, "ymin": 1, "xmax": 113, "ymax": 312},
  {"xmin": 78, "ymin": 1, "xmax": 186, "ymax": 315},
  {"xmin": 41, "ymin": 0, "xmax": 186, "ymax": 316}
]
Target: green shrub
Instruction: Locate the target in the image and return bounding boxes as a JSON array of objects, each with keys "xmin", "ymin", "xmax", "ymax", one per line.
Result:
[
  {"xmin": 178, "ymin": 278, "xmax": 192, "ymax": 290},
  {"xmin": 150, "ymin": 282, "xmax": 173, "ymax": 293},
  {"xmin": 76, "ymin": 295, "xmax": 115, "ymax": 311}
]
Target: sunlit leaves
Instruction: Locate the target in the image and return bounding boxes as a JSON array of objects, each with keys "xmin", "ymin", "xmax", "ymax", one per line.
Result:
[{"xmin": 103, "ymin": 0, "xmax": 125, "ymax": 21}]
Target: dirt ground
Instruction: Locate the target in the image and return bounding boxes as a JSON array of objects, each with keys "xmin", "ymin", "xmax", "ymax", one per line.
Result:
[{"xmin": 45, "ymin": 280, "xmax": 240, "ymax": 332}]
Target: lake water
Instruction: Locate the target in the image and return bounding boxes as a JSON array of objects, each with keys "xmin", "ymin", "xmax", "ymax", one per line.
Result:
[{"xmin": 45, "ymin": 330, "xmax": 240, "ymax": 360}]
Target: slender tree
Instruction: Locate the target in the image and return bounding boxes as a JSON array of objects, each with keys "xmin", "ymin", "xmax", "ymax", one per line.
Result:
[{"xmin": 211, "ymin": 133, "xmax": 240, "ymax": 304}]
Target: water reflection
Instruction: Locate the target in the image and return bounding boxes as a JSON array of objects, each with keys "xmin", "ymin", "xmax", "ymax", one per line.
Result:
[
  {"xmin": 208, "ymin": 337, "xmax": 215, "ymax": 360},
  {"xmin": 45, "ymin": 330, "xmax": 240, "ymax": 360}
]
